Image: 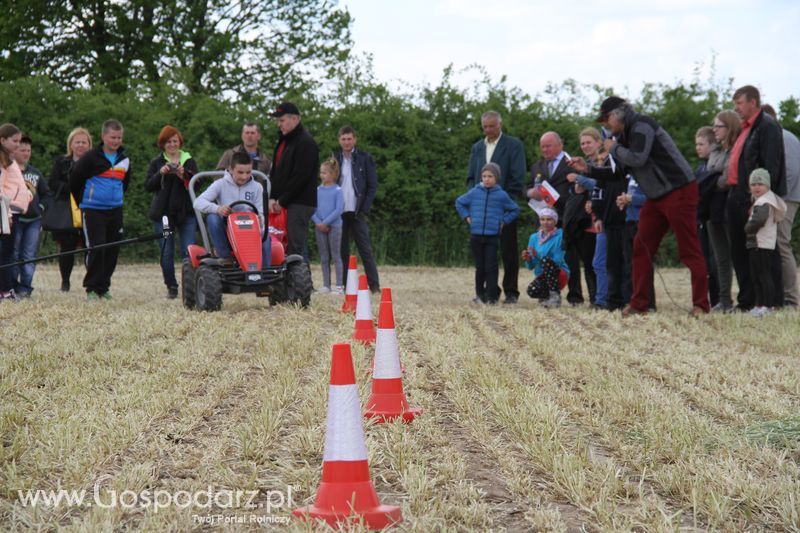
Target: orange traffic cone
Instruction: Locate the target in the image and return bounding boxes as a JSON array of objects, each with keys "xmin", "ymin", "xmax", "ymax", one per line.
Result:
[
  {"xmin": 341, "ymin": 256, "xmax": 358, "ymax": 313},
  {"xmin": 368, "ymin": 288, "xmax": 404, "ymax": 375},
  {"xmin": 380, "ymin": 287, "xmax": 392, "ymax": 303},
  {"xmin": 293, "ymin": 343, "xmax": 403, "ymax": 529},
  {"xmin": 364, "ymin": 298, "xmax": 421, "ymax": 423},
  {"xmin": 353, "ymin": 275, "xmax": 376, "ymax": 345}
]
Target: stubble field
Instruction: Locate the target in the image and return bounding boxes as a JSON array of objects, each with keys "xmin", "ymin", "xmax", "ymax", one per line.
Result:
[{"xmin": 1, "ymin": 263, "xmax": 799, "ymax": 532}]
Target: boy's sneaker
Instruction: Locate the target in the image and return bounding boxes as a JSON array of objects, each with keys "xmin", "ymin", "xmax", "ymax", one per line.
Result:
[
  {"xmin": 317, "ymin": 286, "xmax": 331, "ymax": 294},
  {"xmin": 0, "ymin": 290, "xmax": 20, "ymax": 303},
  {"xmin": 101, "ymin": 292, "xmax": 112, "ymax": 300},
  {"xmin": 334, "ymin": 286, "xmax": 344, "ymax": 295},
  {"xmin": 472, "ymin": 297, "xmax": 485, "ymax": 305},
  {"xmin": 540, "ymin": 291, "xmax": 562, "ymax": 308},
  {"xmin": 167, "ymin": 286, "xmax": 179, "ymax": 299},
  {"xmin": 87, "ymin": 291, "xmax": 100, "ymax": 301},
  {"xmin": 749, "ymin": 306, "xmax": 767, "ymax": 317}
]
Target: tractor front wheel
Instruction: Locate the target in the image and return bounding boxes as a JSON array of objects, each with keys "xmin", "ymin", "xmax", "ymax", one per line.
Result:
[
  {"xmin": 286, "ymin": 261, "xmax": 312, "ymax": 308},
  {"xmin": 195, "ymin": 265, "xmax": 222, "ymax": 311},
  {"xmin": 181, "ymin": 259, "xmax": 196, "ymax": 309}
]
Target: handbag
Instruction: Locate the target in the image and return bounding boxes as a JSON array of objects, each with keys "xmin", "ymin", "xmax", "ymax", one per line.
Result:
[
  {"xmin": 41, "ymin": 196, "xmax": 74, "ymax": 232},
  {"xmin": 70, "ymin": 194, "xmax": 82, "ymax": 228}
]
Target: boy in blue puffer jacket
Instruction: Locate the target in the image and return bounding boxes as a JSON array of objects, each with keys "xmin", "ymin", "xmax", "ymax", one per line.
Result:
[{"xmin": 456, "ymin": 162, "xmax": 519, "ymax": 304}]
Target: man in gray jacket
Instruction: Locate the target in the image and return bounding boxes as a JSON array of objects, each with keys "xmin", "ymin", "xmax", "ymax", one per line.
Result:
[{"xmin": 570, "ymin": 97, "xmax": 709, "ymax": 316}]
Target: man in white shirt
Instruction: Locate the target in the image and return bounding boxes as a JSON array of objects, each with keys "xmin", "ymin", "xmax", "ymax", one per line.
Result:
[
  {"xmin": 466, "ymin": 111, "xmax": 527, "ymax": 303},
  {"xmin": 334, "ymin": 126, "xmax": 380, "ymax": 293}
]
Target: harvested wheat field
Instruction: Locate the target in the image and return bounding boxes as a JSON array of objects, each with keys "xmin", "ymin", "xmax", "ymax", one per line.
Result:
[{"xmin": 1, "ymin": 263, "xmax": 799, "ymax": 532}]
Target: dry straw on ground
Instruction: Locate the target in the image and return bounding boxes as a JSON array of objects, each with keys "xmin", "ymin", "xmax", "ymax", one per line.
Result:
[{"xmin": 1, "ymin": 264, "xmax": 799, "ymax": 531}]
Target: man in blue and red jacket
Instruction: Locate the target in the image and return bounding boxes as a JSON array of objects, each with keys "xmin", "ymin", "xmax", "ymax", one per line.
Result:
[{"xmin": 70, "ymin": 119, "xmax": 131, "ymax": 299}]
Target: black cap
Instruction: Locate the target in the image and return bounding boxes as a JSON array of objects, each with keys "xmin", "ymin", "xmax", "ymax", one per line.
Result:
[
  {"xmin": 595, "ymin": 96, "xmax": 625, "ymax": 122},
  {"xmin": 270, "ymin": 102, "xmax": 300, "ymax": 117}
]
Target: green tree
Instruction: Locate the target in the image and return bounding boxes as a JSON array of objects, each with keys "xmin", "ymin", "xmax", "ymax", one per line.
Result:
[{"xmin": 0, "ymin": 0, "xmax": 352, "ymax": 100}]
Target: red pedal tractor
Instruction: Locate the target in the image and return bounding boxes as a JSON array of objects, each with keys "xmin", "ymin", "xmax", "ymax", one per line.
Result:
[{"xmin": 182, "ymin": 170, "xmax": 312, "ymax": 311}]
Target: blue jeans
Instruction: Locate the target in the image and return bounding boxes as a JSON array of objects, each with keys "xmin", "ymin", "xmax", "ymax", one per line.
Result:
[
  {"xmin": 207, "ymin": 213, "xmax": 271, "ymax": 267},
  {"xmin": 12, "ymin": 218, "xmax": 42, "ymax": 295},
  {"xmin": 154, "ymin": 217, "xmax": 197, "ymax": 288},
  {"xmin": 592, "ymin": 231, "xmax": 608, "ymax": 307}
]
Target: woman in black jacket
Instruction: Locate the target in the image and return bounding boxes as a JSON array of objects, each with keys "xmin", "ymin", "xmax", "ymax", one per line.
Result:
[
  {"xmin": 145, "ymin": 125, "xmax": 199, "ymax": 299},
  {"xmin": 47, "ymin": 128, "xmax": 91, "ymax": 292}
]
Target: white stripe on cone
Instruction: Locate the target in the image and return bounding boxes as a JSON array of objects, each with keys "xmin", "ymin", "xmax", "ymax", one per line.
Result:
[
  {"xmin": 355, "ymin": 289, "xmax": 372, "ymax": 320},
  {"xmin": 323, "ymin": 384, "xmax": 368, "ymax": 461},
  {"xmin": 345, "ymin": 268, "xmax": 358, "ymax": 296},
  {"xmin": 373, "ymin": 329, "xmax": 402, "ymax": 379}
]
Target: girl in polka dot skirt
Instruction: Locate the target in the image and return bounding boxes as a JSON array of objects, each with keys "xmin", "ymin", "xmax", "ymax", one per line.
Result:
[{"xmin": 522, "ymin": 207, "xmax": 571, "ymax": 308}]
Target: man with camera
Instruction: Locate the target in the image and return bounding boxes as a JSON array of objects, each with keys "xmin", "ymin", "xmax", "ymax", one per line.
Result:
[{"xmin": 569, "ymin": 96, "xmax": 709, "ymax": 317}]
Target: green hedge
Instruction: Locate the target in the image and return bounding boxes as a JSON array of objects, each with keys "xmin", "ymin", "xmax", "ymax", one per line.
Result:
[{"xmin": 3, "ymin": 75, "xmax": 799, "ymax": 266}]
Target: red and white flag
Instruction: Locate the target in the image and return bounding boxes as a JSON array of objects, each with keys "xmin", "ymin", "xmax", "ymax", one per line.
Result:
[{"xmin": 538, "ymin": 181, "xmax": 560, "ymax": 207}]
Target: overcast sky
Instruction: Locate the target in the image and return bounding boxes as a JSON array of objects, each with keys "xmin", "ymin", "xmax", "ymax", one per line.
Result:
[{"xmin": 340, "ymin": 0, "xmax": 800, "ymax": 108}]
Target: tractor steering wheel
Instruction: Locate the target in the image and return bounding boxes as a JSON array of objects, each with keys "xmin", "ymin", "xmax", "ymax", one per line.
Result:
[
  {"xmin": 227, "ymin": 200, "xmax": 268, "ymax": 242},
  {"xmin": 228, "ymin": 200, "xmax": 259, "ymax": 213}
]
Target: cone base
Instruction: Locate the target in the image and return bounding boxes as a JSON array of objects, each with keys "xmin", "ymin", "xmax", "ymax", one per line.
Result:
[
  {"xmin": 293, "ymin": 503, "xmax": 402, "ymax": 530},
  {"xmin": 364, "ymin": 406, "xmax": 422, "ymax": 424},
  {"xmin": 353, "ymin": 329, "xmax": 376, "ymax": 345}
]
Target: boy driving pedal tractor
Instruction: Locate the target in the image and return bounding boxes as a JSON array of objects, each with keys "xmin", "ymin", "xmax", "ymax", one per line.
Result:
[
  {"xmin": 193, "ymin": 151, "xmax": 272, "ymax": 265},
  {"xmin": 184, "ymin": 152, "xmax": 312, "ymax": 311}
]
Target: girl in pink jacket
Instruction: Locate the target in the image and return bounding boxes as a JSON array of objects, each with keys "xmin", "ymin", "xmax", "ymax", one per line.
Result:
[{"xmin": 1, "ymin": 123, "xmax": 34, "ymax": 301}]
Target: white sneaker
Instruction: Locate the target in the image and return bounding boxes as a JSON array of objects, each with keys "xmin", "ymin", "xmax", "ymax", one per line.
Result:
[
  {"xmin": 749, "ymin": 306, "xmax": 767, "ymax": 317},
  {"xmin": 334, "ymin": 286, "xmax": 344, "ymax": 295},
  {"xmin": 317, "ymin": 286, "xmax": 331, "ymax": 294}
]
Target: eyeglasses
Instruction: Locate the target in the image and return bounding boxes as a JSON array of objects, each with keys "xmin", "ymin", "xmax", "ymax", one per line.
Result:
[{"xmin": 712, "ymin": 124, "xmax": 727, "ymax": 129}]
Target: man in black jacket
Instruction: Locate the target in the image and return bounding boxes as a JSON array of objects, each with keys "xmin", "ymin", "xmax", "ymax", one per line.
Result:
[
  {"xmin": 726, "ymin": 85, "xmax": 786, "ymax": 309},
  {"xmin": 268, "ymin": 102, "xmax": 319, "ymax": 257},
  {"xmin": 334, "ymin": 126, "xmax": 380, "ymax": 293}
]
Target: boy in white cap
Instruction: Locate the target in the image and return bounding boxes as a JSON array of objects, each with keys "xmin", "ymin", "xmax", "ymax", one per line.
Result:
[{"xmin": 745, "ymin": 168, "xmax": 787, "ymax": 316}]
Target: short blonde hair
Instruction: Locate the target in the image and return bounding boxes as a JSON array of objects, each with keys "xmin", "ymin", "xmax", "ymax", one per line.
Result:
[{"xmin": 66, "ymin": 127, "xmax": 93, "ymax": 157}]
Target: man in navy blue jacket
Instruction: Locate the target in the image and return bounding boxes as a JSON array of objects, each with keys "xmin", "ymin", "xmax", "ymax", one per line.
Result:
[
  {"xmin": 466, "ymin": 111, "xmax": 527, "ymax": 304},
  {"xmin": 334, "ymin": 126, "xmax": 380, "ymax": 293}
]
